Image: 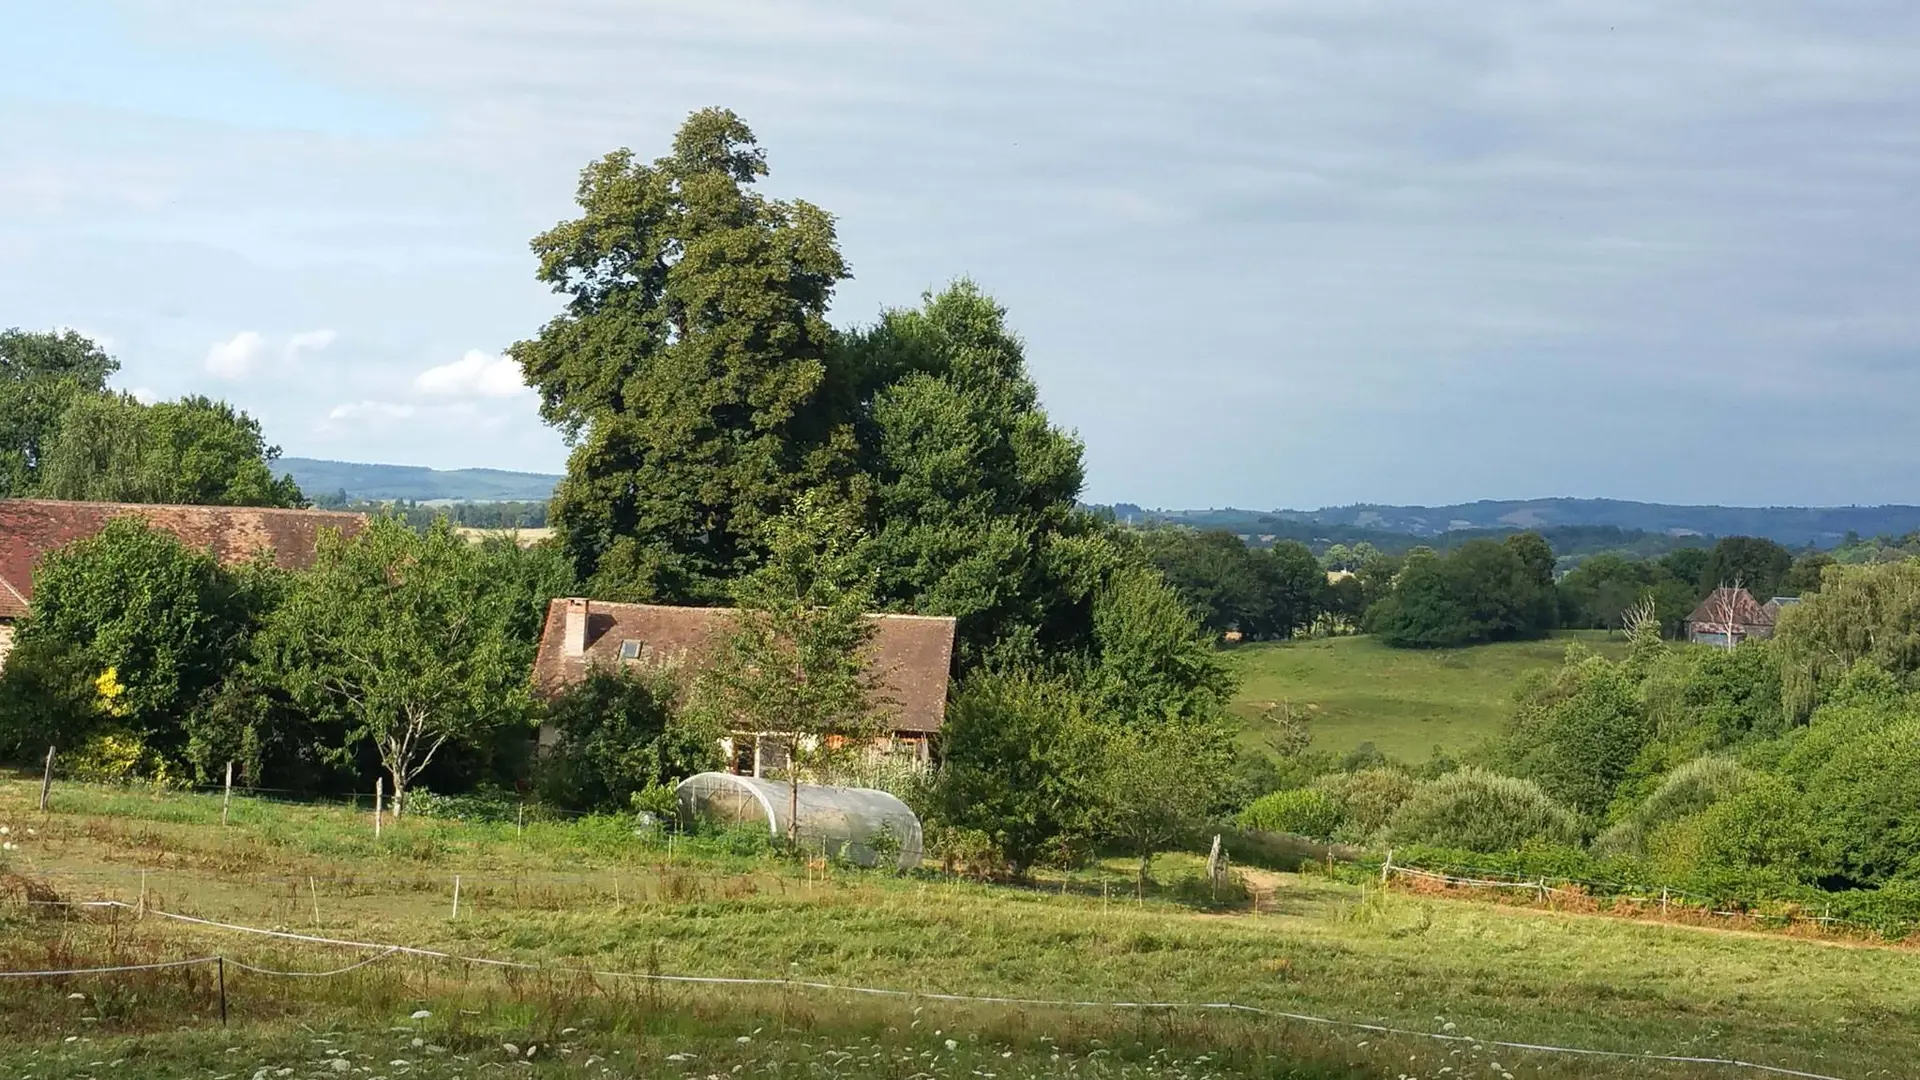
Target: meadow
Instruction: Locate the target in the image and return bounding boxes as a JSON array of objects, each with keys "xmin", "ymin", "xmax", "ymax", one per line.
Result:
[
  {"xmin": 1226, "ymin": 632, "xmax": 1626, "ymax": 763},
  {"xmin": 2, "ymin": 777, "xmax": 1915, "ymax": 1079}
]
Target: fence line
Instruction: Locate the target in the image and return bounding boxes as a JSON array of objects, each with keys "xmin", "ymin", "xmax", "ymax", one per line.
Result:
[
  {"xmin": 1380, "ymin": 864, "xmax": 1909, "ymax": 938},
  {"xmin": 0, "ymin": 896, "xmax": 1851, "ymax": 1080}
]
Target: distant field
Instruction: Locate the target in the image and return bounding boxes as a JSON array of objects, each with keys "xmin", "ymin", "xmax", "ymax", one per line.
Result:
[
  {"xmin": 453, "ymin": 525, "xmax": 555, "ymax": 547},
  {"xmin": 1227, "ymin": 631, "xmax": 1625, "ymax": 764}
]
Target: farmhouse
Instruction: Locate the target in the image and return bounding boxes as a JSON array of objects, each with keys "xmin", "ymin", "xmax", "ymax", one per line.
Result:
[
  {"xmin": 1684, "ymin": 586, "xmax": 1800, "ymax": 646},
  {"xmin": 531, "ymin": 598, "xmax": 957, "ymax": 773},
  {"xmin": 0, "ymin": 498, "xmax": 367, "ymax": 666}
]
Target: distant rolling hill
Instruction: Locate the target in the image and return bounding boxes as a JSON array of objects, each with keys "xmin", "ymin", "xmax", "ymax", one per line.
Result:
[
  {"xmin": 1105, "ymin": 498, "xmax": 1920, "ymax": 549},
  {"xmin": 281, "ymin": 458, "xmax": 560, "ymax": 502}
]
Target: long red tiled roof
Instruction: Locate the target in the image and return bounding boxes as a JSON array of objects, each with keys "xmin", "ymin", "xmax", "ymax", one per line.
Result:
[
  {"xmin": 531, "ymin": 599, "xmax": 957, "ymax": 733},
  {"xmin": 0, "ymin": 499, "xmax": 368, "ymax": 619}
]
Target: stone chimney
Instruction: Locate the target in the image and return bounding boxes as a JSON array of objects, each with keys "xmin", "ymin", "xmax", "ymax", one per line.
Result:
[{"xmin": 564, "ymin": 598, "xmax": 589, "ymax": 657}]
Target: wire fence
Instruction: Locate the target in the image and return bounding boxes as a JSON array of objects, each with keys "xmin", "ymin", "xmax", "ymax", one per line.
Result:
[
  {"xmin": 0, "ymin": 896, "xmax": 1856, "ymax": 1080},
  {"xmin": 1376, "ymin": 859, "xmax": 1920, "ymax": 941}
]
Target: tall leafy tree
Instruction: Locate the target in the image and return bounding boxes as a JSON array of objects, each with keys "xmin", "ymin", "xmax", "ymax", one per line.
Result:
[
  {"xmin": 251, "ymin": 517, "xmax": 527, "ymax": 814},
  {"xmin": 511, "ymin": 108, "xmax": 854, "ymax": 602},
  {"xmin": 0, "ymin": 328, "xmax": 118, "ymax": 496},
  {"xmin": 38, "ymin": 393, "xmax": 304, "ymax": 507},
  {"xmin": 847, "ymin": 282, "xmax": 1087, "ymax": 663},
  {"xmin": 1702, "ymin": 536, "xmax": 1794, "ymax": 599},
  {"xmin": 1258, "ymin": 540, "xmax": 1324, "ymax": 639}
]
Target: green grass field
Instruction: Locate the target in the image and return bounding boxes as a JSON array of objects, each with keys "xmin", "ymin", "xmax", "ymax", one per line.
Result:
[
  {"xmin": 1226, "ymin": 632, "xmax": 1626, "ymax": 763},
  {"xmin": 3, "ymin": 778, "xmax": 1915, "ymax": 1079}
]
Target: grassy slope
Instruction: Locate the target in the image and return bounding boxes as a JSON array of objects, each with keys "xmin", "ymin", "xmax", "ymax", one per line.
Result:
[
  {"xmin": 1227, "ymin": 632, "xmax": 1626, "ymax": 763},
  {"xmin": 3, "ymin": 780, "xmax": 1915, "ymax": 1079}
]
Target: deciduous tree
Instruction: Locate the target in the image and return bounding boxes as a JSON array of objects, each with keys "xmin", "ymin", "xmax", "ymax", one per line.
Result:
[
  {"xmin": 688, "ymin": 492, "xmax": 887, "ymax": 847},
  {"xmin": 251, "ymin": 517, "xmax": 527, "ymax": 815},
  {"xmin": 0, "ymin": 328, "xmax": 118, "ymax": 496},
  {"xmin": 511, "ymin": 108, "xmax": 854, "ymax": 602}
]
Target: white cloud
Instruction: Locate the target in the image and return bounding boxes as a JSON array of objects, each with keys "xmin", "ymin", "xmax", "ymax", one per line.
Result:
[
  {"xmin": 413, "ymin": 349, "xmax": 527, "ymax": 399},
  {"xmin": 129, "ymin": 387, "xmax": 158, "ymax": 404},
  {"xmin": 286, "ymin": 329, "xmax": 338, "ymax": 357},
  {"xmin": 205, "ymin": 331, "xmax": 266, "ymax": 378},
  {"xmin": 326, "ymin": 400, "xmax": 417, "ymax": 422}
]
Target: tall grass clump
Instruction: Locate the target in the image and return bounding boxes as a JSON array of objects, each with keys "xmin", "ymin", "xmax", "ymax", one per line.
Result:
[
  {"xmin": 1385, "ymin": 767, "xmax": 1583, "ymax": 853},
  {"xmin": 1593, "ymin": 756, "xmax": 1753, "ymax": 857}
]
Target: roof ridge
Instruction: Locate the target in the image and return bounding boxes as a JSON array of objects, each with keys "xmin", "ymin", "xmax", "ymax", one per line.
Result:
[{"xmin": 0, "ymin": 497, "xmax": 364, "ymax": 518}]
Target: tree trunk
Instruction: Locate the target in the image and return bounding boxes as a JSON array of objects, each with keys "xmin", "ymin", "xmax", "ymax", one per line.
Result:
[
  {"xmin": 391, "ymin": 772, "xmax": 406, "ymax": 819},
  {"xmin": 1138, "ymin": 849, "xmax": 1150, "ymax": 899}
]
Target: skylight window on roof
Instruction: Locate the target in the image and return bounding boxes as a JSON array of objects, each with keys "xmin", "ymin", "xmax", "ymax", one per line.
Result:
[{"xmin": 619, "ymin": 639, "xmax": 643, "ymax": 660}]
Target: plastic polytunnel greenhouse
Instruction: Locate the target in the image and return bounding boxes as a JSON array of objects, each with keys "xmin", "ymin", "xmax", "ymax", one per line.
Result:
[{"xmin": 674, "ymin": 772, "xmax": 924, "ymax": 870}]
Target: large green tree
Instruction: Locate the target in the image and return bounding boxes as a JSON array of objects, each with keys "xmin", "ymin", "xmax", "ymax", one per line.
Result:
[
  {"xmin": 0, "ymin": 328, "xmax": 118, "ymax": 496},
  {"xmin": 848, "ymin": 283, "xmax": 1088, "ymax": 663},
  {"xmin": 512, "ymin": 108, "xmax": 854, "ymax": 603},
  {"xmin": 1701, "ymin": 536, "xmax": 1794, "ymax": 600},
  {"xmin": 251, "ymin": 517, "xmax": 528, "ymax": 813},
  {"xmin": 37, "ymin": 392, "xmax": 304, "ymax": 507}
]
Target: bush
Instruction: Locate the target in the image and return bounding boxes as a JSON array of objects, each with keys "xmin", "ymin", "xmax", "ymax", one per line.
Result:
[
  {"xmin": 1593, "ymin": 756, "xmax": 1754, "ymax": 857},
  {"xmin": 1499, "ymin": 652, "xmax": 1651, "ymax": 819},
  {"xmin": 924, "ymin": 669, "xmax": 1098, "ymax": 875},
  {"xmin": 1238, "ymin": 788, "xmax": 1343, "ymax": 838},
  {"xmin": 1385, "ymin": 768, "xmax": 1584, "ymax": 853},
  {"xmin": 0, "ymin": 634, "xmax": 103, "ymax": 762},
  {"xmin": 535, "ymin": 666, "xmax": 716, "ymax": 812},
  {"xmin": 1311, "ymin": 767, "xmax": 1419, "ymax": 843},
  {"xmin": 1646, "ymin": 776, "xmax": 1820, "ymax": 883},
  {"xmin": 65, "ymin": 728, "xmax": 182, "ymax": 787}
]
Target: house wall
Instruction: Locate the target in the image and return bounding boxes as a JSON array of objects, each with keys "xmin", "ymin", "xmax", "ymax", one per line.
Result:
[{"xmin": 0, "ymin": 621, "xmax": 13, "ymax": 669}]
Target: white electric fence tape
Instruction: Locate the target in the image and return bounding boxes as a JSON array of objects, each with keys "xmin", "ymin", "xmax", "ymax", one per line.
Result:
[{"xmin": 0, "ymin": 897, "xmax": 1846, "ymax": 1080}]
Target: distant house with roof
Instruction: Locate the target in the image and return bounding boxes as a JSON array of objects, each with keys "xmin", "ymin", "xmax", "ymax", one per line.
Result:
[
  {"xmin": 1685, "ymin": 587, "xmax": 1801, "ymax": 646},
  {"xmin": 0, "ymin": 498, "xmax": 367, "ymax": 666},
  {"xmin": 531, "ymin": 598, "xmax": 957, "ymax": 774}
]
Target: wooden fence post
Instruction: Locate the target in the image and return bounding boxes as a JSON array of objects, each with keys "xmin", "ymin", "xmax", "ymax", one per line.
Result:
[
  {"xmin": 374, "ymin": 778, "xmax": 384, "ymax": 839},
  {"xmin": 221, "ymin": 761, "xmax": 234, "ymax": 827},
  {"xmin": 1381, "ymin": 849, "xmax": 1393, "ymax": 885},
  {"xmin": 39, "ymin": 746, "xmax": 55, "ymax": 812},
  {"xmin": 451, "ymin": 875, "xmax": 462, "ymax": 920}
]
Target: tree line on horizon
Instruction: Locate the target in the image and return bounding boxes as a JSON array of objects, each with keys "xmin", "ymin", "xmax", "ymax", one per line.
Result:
[{"xmin": 1138, "ymin": 525, "xmax": 1838, "ymax": 648}]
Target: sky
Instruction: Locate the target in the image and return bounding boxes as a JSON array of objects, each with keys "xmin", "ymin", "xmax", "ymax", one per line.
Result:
[{"xmin": 4, "ymin": 1, "xmax": 1920, "ymax": 510}]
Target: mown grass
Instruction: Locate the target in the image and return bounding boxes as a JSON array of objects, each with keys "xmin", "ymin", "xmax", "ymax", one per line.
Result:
[
  {"xmin": 1227, "ymin": 632, "xmax": 1627, "ymax": 763},
  {"xmin": 1, "ymin": 777, "xmax": 1915, "ymax": 1079}
]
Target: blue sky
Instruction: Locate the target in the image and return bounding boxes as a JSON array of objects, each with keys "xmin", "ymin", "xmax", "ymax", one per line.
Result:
[{"xmin": 5, "ymin": 0, "xmax": 1920, "ymax": 509}]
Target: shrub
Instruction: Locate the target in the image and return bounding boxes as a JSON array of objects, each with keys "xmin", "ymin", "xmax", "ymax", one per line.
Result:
[
  {"xmin": 924, "ymin": 669, "xmax": 1098, "ymax": 875},
  {"xmin": 1238, "ymin": 788, "xmax": 1343, "ymax": 838},
  {"xmin": 0, "ymin": 634, "xmax": 103, "ymax": 762},
  {"xmin": 535, "ymin": 666, "xmax": 716, "ymax": 812},
  {"xmin": 1385, "ymin": 767, "xmax": 1584, "ymax": 853},
  {"xmin": 1645, "ymin": 776, "xmax": 1820, "ymax": 883},
  {"xmin": 1593, "ymin": 756, "xmax": 1754, "ymax": 857},
  {"xmin": 1311, "ymin": 767, "xmax": 1419, "ymax": 843},
  {"xmin": 1499, "ymin": 652, "xmax": 1651, "ymax": 819},
  {"xmin": 65, "ymin": 728, "xmax": 182, "ymax": 787}
]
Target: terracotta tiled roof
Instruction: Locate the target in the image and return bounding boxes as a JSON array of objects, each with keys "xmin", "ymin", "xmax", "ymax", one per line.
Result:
[
  {"xmin": 1685, "ymin": 586, "xmax": 1773, "ymax": 629},
  {"xmin": 531, "ymin": 599, "xmax": 957, "ymax": 733},
  {"xmin": 0, "ymin": 499, "xmax": 368, "ymax": 619}
]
